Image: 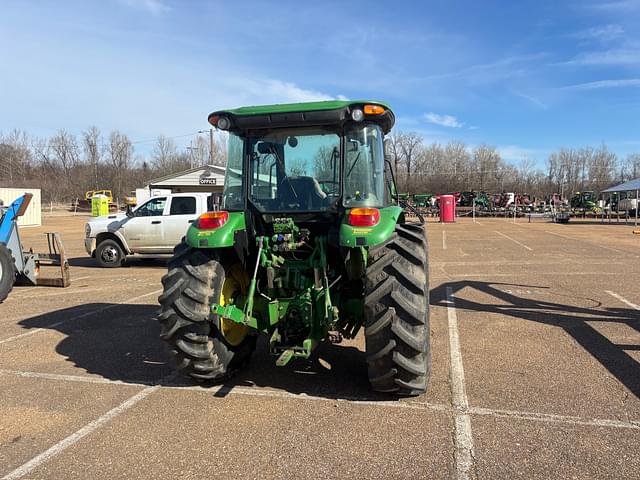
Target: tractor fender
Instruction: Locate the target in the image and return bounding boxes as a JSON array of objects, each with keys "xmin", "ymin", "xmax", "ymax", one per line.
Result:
[
  {"xmin": 185, "ymin": 211, "xmax": 246, "ymax": 249},
  {"xmin": 339, "ymin": 206, "xmax": 403, "ymax": 248}
]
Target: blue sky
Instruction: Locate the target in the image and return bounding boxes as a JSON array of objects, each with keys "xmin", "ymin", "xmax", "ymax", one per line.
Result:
[{"xmin": 1, "ymin": 0, "xmax": 639, "ymax": 166}]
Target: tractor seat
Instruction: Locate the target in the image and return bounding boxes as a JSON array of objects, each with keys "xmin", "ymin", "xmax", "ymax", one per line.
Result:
[{"xmin": 280, "ymin": 176, "xmax": 328, "ymax": 210}]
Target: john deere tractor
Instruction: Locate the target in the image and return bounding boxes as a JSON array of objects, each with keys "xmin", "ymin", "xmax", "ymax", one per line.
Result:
[{"xmin": 157, "ymin": 100, "xmax": 430, "ymax": 395}]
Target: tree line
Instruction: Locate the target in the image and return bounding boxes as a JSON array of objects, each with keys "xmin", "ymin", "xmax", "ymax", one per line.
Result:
[
  {"xmin": 1, "ymin": 127, "xmax": 639, "ymax": 203},
  {"xmin": 387, "ymin": 132, "xmax": 640, "ymax": 198},
  {"xmin": 0, "ymin": 128, "xmax": 226, "ymax": 203}
]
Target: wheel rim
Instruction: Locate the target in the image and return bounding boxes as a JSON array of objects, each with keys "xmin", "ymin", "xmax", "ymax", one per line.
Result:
[
  {"xmin": 101, "ymin": 245, "xmax": 119, "ymax": 263},
  {"xmin": 218, "ymin": 264, "xmax": 250, "ymax": 346}
]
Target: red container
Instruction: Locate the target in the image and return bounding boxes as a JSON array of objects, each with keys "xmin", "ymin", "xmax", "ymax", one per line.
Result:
[{"xmin": 440, "ymin": 194, "xmax": 456, "ymax": 223}]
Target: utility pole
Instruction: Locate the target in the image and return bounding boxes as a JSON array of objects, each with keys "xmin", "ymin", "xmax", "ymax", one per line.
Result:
[
  {"xmin": 209, "ymin": 128, "xmax": 215, "ymax": 165},
  {"xmin": 186, "ymin": 141, "xmax": 198, "ymax": 169},
  {"xmin": 197, "ymin": 129, "xmax": 215, "ymax": 165}
]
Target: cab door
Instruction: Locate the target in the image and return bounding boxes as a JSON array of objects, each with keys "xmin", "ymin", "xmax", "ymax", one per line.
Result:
[
  {"xmin": 121, "ymin": 196, "xmax": 167, "ymax": 252},
  {"xmin": 162, "ymin": 196, "xmax": 199, "ymax": 248}
]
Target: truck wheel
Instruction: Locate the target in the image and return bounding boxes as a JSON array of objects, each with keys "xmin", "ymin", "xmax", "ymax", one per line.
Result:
[
  {"xmin": 95, "ymin": 239, "xmax": 125, "ymax": 268},
  {"xmin": 157, "ymin": 241, "xmax": 256, "ymax": 381},
  {"xmin": 0, "ymin": 244, "xmax": 16, "ymax": 303},
  {"xmin": 364, "ymin": 223, "xmax": 430, "ymax": 396}
]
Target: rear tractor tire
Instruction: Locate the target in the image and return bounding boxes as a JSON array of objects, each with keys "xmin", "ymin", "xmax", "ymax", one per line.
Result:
[
  {"xmin": 364, "ymin": 223, "xmax": 430, "ymax": 396},
  {"xmin": 157, "ymin": 241, "xmax": 256, "ymax": 381},
  {"xmin": 0, "ymin": 244, "xmax": 16, "ymax": 303}
]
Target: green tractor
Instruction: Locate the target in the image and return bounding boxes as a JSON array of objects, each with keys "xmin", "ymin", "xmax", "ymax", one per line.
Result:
[
  {"xmin": 570, "ymin": 191, "xmax": 597, "ymax": 211},
  {"xmin": 157, "ymin": 100, "xmax": 430, "ymax": 395},
  {"xmin": 412, "ymin": 193, "xmax": 433, "ymax": 209}
]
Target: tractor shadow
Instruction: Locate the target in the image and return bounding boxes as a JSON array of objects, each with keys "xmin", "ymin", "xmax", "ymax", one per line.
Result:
[
  {"xmin": 68, "ymin": 256, "xmax": 169, "ymax": 269},
  {"xmin": 16, "ymin": 303, "xmax": 387, "ymax": 401},
  {"xmin": 217, "ymin": 337, "xmax": 377, "ymax": 400},
  {"xmin": 431, "ymin": 281, "xmax": 640, "ymax": 398}
]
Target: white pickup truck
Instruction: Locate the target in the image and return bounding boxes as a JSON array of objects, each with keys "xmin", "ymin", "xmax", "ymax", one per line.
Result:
[{"xmin": 84, "ymin": 192, "xmax": 212, "ymax": 267}]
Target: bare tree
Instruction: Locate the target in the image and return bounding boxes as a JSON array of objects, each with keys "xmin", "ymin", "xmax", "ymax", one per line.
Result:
[
  {"xmin": 400, "ymin": 132, "xmax": 422, "ymax": 180},
  {"xmin": 472, "ymin": 145, "xmax": 501, "ymax": 192},
  {"xmin": 622, "ymin": 153, "xmax": 640, "ymax": 181},
  {"xmin": 386, "ymin": 131, "xmax": 405, "ymax": 178},
  {"xmin": 152, "ymin": 135, "xmax": 186, "ymax": 173},
  {"xmin": 588, "ymin": 144, "xmax": 617, "ymax": 191},
  {"xmin": 107, "ymin": 131, "xmax": 133, "ymax": 199},
  {"xmin": 83, "ymin": 126, "xmax": 102, "ymax": 191},
  {"xmin": 0, "ymin": 130, "xmax": 33, "ymax": 186}
]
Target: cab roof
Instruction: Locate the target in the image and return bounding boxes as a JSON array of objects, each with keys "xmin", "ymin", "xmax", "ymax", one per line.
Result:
[{"xmin": 208, "ymin": 100, "xmax": 395, "ymax": 134}]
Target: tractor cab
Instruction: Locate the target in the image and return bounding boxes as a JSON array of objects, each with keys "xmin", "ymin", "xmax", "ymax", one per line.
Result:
[{"xmin": 211, "ymin": 101, "xmax": 394, "ymax": 221}]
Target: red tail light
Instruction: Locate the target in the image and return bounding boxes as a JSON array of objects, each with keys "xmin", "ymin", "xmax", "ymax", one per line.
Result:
[
  {"xmin": 348, "ymin": 208, "xmax": 380, "ymax": 227},
  {"xmin": 196, "ymin": 211, "xmax": 229, "ymax": 229}
]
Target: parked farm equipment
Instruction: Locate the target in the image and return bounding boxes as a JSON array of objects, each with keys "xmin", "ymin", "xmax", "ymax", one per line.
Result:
[
  {"xmin": 157, "ymin": 100, "xmax": 430, "ymax": 395},
  {"xmin": 0, "ymin": 193, "xmax": 70, "ymax": 302},
  {"xmin": 570, "ymin": 191, "xmax": 598, "ymax": 213},
  {"xmin": 412, "ymin": 193, "xmax": 434, "ymax": 215}
]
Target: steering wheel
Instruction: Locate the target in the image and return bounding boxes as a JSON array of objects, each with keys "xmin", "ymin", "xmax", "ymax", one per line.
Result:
[{"xmin": 318, "ymin": 180, "xmax": 339, "ymax": 194}]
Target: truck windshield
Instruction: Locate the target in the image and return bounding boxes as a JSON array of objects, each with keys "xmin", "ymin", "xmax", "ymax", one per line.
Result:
[{"xmin": 221, "ymin": 123, "xmax": 386, "ymax": 212}]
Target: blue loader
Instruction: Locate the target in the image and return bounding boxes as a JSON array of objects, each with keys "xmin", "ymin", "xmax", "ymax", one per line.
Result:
[{"xmin": 0, "ymin": 193, "xmax": 70, "ymax": 302}]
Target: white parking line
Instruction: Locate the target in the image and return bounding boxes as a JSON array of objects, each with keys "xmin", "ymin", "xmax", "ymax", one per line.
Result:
[
  {"xmin": 446, "ymin": 287, "xmax": 475, "ymax": 480},
  {"xmin": 1, "ymin": 367, "xmax": 639, "ymax": 430},
  {"xmin": 7, "ymin": 287, "xmax": 108, "ymax": 300},
  {"xmin": 494, "ymin": 230, "xmax": 533, "ymax": 251},
  {"xmin": 545, "ymin": 230, "xmax": 633, "ymax": 256},
  {"xmin": 442, "ymin": 231, "xmax": 447, "ymax": 249},
  {"xmin": 469, "ymin": 405, "xmax": 640, "ymax": 430},
  {"xmin": 605, "ymin": 290, "xmax": 640, "ymax": 311},
  {"xmin": 0, "ymin": 289, "xmax": 162, "ymax": 346},
  {"xmin": 1, "ymin": 385, "xmax": 158, "ymax": 480}
]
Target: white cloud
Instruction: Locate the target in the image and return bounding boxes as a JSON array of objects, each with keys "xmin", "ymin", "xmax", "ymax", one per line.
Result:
[
  {"xmin": 561, "ymin": 78, "xmax": 640, "ymax": 90},
  {"xmin": 422, "ymin": 53, "xmax": 547, "ymax": 83},
  {"xmin": 511, "ymin": 90, "xmax": 549, "ymax": 110},
  {"xmin": 497, "ymin": 145, "xmax": 541, "ymax": 162},
  {"xmin": 116, "ymin": 0, "xmax": 170, "ymax": 15},
  {"xmin": 571, "ymin": 24, "xmax": 625, "ymax": 42},
  {"xmin": 227, "ymin": 79, "xmax": 335, "ymax": 105},
  {"xmin": 424, "ymin": 112, "xmax": 465, "ymax": 128},
  {"xmin": 588, "ymin": 1, "xmax": 640, "ymax": 12},
  {"xmin": 565, "ymin": 48, "xmax": 640, "ymax": 65}
]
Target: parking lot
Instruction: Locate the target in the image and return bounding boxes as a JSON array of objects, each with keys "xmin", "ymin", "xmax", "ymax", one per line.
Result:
[{"xmin": 1, "ymin": 214, "xmax": 639, "ymax": 479}]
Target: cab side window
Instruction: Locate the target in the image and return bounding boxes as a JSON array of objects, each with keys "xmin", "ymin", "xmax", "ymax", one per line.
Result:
[
  {"xmin": 135, "ymin": 197, "xmax": 166, "ymax": 217},
  {"xmin": 169, "ymin": 197, "xmax": 196, "ymax": 215}
]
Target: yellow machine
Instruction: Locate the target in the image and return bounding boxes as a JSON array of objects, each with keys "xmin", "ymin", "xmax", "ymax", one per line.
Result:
[
  {"xmin": 123, "ymin": 191, "xmax": 137, "ymax": 207},
  {"xmin": 84, "ymin": 190, "xmax": 113, "ymax": 202}
]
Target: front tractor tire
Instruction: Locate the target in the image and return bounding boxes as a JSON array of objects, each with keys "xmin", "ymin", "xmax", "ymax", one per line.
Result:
[
  {"xmin": 364, "ymin": 223, "xmax": 430, "ymax": 396},
  {"xmin": 157, "ymin": 241, "xmax": 256, "ymax": 381}
]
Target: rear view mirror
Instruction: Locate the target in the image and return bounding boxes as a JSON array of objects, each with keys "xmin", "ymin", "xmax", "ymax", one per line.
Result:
[
  {"xmin": 257, "ymin": 142, "xmax": 274, "ymax": 154},
  {"xmin": 126, "ymin": 204, "xmax": 133, "ymax": 217}
]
